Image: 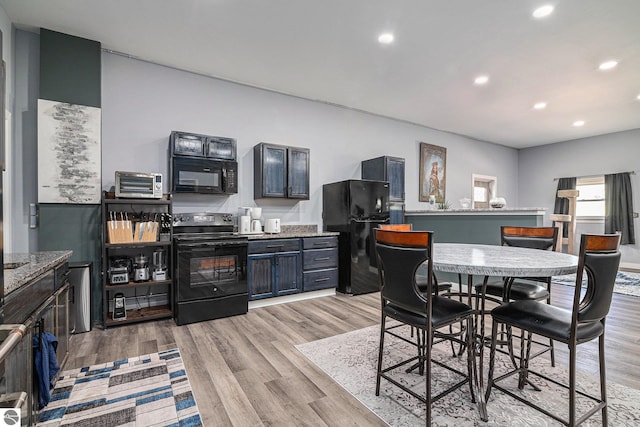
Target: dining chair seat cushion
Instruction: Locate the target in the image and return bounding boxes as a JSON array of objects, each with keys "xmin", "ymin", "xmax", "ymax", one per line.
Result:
[
  {"xmin": 475, "ymin": 280, "xmax": 549, "ymax": 301},
  {"xmin": 384, "ymin": 296, "xmax": 474, "ymax": 330},
  {"xmin": 491, "ymin": 300, "xmax": 604, "ymax": 344}
]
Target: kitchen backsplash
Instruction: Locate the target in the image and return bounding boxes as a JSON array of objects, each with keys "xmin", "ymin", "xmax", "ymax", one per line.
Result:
[{"xmin": 280, "ymin": 224, "xmax": 317, "ymax": 234}]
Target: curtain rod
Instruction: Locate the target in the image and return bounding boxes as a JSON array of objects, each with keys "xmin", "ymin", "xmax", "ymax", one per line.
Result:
[{"xmin": 553, "ymin": 171, "xmax": 636, "ymax": 181}]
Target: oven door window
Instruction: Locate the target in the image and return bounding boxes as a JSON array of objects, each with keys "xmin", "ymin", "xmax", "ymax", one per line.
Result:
[{"xmin": 177, "ymin": 245, "xmax": 247, "ymax": 302}]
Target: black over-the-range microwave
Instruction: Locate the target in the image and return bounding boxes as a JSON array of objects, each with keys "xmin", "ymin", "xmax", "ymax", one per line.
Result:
[{"xmin": 170, "ymin": 131, "xmax": 238, "ymax": 195}]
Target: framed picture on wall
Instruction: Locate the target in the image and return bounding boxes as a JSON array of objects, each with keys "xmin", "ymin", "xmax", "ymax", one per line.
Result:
[
  {"xmin": 419, "ymin": 142, "xmax": 447, "ymax": 202},
  {"xmin": 37, "ymin": 99, "xmax": 102, "ymax": 204}
]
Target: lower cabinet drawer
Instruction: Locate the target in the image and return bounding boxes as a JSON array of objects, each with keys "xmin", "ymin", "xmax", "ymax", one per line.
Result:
[
  {"xmin": 303, "ymin": 268, "xmax": 338, "ymax": 292},
  {"xmin": 303, "ymin": 248, "xmax": 338, "ymax": 270}
]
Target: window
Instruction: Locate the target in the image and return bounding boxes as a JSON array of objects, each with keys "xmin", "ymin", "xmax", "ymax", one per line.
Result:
[
  {"xmin": 575, "ymin": 176, "xmax": 605, "ymax": 217},
  {"xmin": 472, "ymin": 174, "xmax": 497, "ymax": 209}
]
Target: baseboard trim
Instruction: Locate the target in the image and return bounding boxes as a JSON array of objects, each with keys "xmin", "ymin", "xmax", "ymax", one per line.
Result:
[
  {"xmin": 620, "ymin": 262, "xmax": 640, "ymax": 273},
  {"xmin": 248, "ymin": 289, "xmax": 336, "ymax": 310}
]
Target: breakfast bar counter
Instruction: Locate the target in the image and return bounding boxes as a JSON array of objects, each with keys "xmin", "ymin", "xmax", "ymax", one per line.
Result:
[{"xmin": 406, "ymin": 208, "xmax": 546, "ymax": 245}]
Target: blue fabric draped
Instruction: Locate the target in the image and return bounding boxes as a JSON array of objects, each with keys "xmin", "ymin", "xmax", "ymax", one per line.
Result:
[{"xmin": 33, "ymin": 332, "xmax": 60, "ymax": 409}]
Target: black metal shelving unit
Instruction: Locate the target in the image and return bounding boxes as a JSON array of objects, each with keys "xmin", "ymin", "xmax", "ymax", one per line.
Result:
[{"xmin": 101, "ymin": 191, "xmax": 173, "ymax": 327}]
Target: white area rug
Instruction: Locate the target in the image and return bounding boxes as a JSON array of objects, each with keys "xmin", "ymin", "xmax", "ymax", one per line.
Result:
[
  {"xmin": 297, "ymin": 324, "xmax": 640, "ymax": 426},
  {"xmin": 553, "ymin": 270, "xmax": 640, "ymax": 297}
]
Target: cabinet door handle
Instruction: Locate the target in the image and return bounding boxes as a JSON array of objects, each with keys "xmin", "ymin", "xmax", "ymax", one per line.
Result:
[
  {"xmin": 314, "ymin": 277, "xmax": 330, "ymax": 282},
  {"xmin": 314, "ymin": 257, "xmax": 330, "ymax": 261},
  {"xmin": 267, "ymin": 245, "xmax": 284, "ymax": 249}
]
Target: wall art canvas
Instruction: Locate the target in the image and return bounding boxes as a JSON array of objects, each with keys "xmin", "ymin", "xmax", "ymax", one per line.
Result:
[
  {"xmin": 38, "ymin": 99, "xmax": 101, "ymax": 204},
  {"xmin": 419, "ymin": 142, "xmax": 447, "ymax": 202}
]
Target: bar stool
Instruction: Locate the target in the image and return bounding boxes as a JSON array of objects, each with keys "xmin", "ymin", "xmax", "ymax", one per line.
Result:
[
  {"xmin": 551, "ymin": 189, "xmax": 579, "ymax": 254},
  {"xmin": 549, "ymin": 214, "xmax": 571, "ymax": 252}
]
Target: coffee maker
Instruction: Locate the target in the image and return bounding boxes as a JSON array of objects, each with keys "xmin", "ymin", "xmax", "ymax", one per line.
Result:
[{"xmin": 152, "ymin": 248, "xmax": 167, "ymax": 281}]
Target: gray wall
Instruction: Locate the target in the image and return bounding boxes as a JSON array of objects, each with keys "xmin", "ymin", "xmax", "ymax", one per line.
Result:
[
  {"xmin": 9, "ymin": 29, "xmax": 38, "ymax": 254},
  {"xmin": 102, "ymin": 52, "xmax": 519, "ymax": 224},
  {"xmin": 518, "ymin": 128, "xmax": 640, "ymax": 262}
]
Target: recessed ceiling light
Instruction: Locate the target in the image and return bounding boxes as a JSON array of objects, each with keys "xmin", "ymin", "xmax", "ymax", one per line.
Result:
[
  {"xmin": 637, "ymin": 94, "xmax": 640, "ymax": 101},
  {"xmin": 573, "ymin": 120, "xmax": 585, "ymax": 127},
  {"xmin": 378, "ymin": 33, "xmax": 394, "ymax": 44},
  {"xmin": 533, "ymin": 5, "xmax": 554, "ymax": 18},
  {"xmin": 474, "ymin": 75, "xmax": 489, "ymax": 85},
  {"xmin": 598, "ymin": 60, "xmax": 618, "ymax": 71},
  {"xmin": 533, "ymin": 102, "xmax": 547, "ymax": 110}
]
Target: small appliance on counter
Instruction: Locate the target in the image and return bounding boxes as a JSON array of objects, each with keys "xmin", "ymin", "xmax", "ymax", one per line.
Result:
[
  {"xmin": 238, "ymin": 207, "xmax": 264, "ymax": 234},
  {"xmin": 113, "ymin": 293, "xmax": 127, "ymax": 320},
  {"xmin": 133, "ymin": 254, "xmax": 150, "ymax": 282},
  {"xmin": 108, "ymin": 257, "xmax": 131, "ymax": 284},
  {"xmin": 264, "ymin": 218, "xmax": 281, "ymax": 234},
  {"xmin": 152, "ymin": 248, "xmax": 167, "ymax": 281}
]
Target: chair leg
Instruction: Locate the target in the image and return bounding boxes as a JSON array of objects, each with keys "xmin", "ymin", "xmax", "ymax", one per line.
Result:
[
  {"xmin": 375, "ymin": 314, "xmax": 386, "ymax": 396},
  {"xmin": 466, "ymin": 316, "xmax": 476, "ymax": 404},
  {"xmin": 546, "ymin": 280, "xmax": 556, "ymax": 367},
  {"xmin": 485, "ymin": 318, "xmax": 499, "ymax": 403},
  {"xmin": 517, "ymin": 330, "xmax": 533, "ymax": 390},
  {"xmin": 426, "ymin": 328, "xmax": 433, "ymax": 425},
  {"xmin": 569, "ymin": 343, "xmax": 576, "ymax": 426},
  {"xmin": 599, "ymin": 334, "xmax": 608, "ymax": 426}
]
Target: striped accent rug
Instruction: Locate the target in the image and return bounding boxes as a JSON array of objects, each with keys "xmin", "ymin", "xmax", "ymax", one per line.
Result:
[
  {"xmin": 553, "ymin": 270, "xmax": 640, "ymax": 297},
  {"xmin": 36, "ymin": 348, "xmax": 202, "ymax": 427}
]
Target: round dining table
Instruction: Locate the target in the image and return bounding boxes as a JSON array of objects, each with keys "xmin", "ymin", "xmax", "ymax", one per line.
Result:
[{"xmin": 431, "ymin": 242, "xmax": 579, "ymax": 421}]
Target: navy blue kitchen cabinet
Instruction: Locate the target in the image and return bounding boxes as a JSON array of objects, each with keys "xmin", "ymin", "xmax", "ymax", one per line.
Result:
[
  {"xmin": 254, "ymin": 143, "xmax": 310, "ymax": 199},
  {"xmin": 248, "ymin": 239, "xmax": 302, "ymax": 300},
  {"xmin": 361, "ymin": 156, "xmax": 405, "ymax": 202},
  {"xmin": 302, "ymin": 237, "xmax": 338, "ymax": 292}
]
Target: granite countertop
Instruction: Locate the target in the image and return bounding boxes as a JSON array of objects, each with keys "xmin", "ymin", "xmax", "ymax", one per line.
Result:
[
  {"xmin": 4, "ymin": 251, "xmax": 73, "ymax": 296},
  {"xmin": 406, "ymin": 207, "xmax": 547, "ymax": 215},
  {"xmin": 243, "ymin": 224, "xmax": 339, "ymax": 240}
]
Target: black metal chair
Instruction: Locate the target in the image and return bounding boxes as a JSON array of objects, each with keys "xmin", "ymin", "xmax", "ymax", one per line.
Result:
[
  {"xmin": 374, "ymin": 229, "xmax": 476, "ymax": 425},
  {"xmin": 486, "ymin": 233, "xmax": 621, "ymax": 426},
  {"xmin": 475, "ymin": 226, "xmax": 559, "ymax": 365}
]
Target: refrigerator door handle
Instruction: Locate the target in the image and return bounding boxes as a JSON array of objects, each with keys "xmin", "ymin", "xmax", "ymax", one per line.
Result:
[{"xmin": 351, "ymin": 218, "xmax": 390, "ymax": 224}]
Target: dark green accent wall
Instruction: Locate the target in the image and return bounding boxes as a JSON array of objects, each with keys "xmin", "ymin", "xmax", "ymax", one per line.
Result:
[
  {"xmin": 407, "ymin": 213, "xmax": 543, "ymax": 245},
  {"xmin": 39, "ymin": 28, "xmax": 101, "ymax": 107},
  {"xmin": 38, "ymin": 29, "xmax": 102, "ymax": 324},
  {"xmin": 407, "ymin": 213, "xmax": 543, "ymax": 283}
]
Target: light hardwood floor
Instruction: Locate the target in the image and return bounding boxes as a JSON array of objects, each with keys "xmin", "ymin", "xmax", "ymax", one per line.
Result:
[{"xmin": 66, "ymin": 284, "xmax": 640, "ymax": 426}]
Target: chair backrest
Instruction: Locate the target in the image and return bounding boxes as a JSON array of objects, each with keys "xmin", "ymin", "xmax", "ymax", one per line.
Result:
[
  {"xmin": 379, "ymin": 224, "xmax": 413, "ymax": 231},
  {"xmin": 574, "ymin": 234, "xmax": 621, "ymax": 324},
  {"xmin": 501, "ymin": 226, "xmax": 558, "ymax": 251},
  {"xmin": 374, "ymin": 229, "xmax": 433, "ymax": 315}
]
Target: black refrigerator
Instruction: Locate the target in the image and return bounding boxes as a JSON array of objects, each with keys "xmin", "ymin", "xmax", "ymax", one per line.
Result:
[{"xmin": 323, "ymin": 180, "xmax": 390, "ymax": 295}]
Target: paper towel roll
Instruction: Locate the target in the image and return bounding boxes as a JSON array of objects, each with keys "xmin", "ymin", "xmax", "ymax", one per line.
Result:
[{"xmin": 239, "ymin": 216, "xmax": 251, "ymax": 234}]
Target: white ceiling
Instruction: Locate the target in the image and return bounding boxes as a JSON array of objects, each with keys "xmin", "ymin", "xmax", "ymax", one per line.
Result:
[{"xmin": 2, "ymin": 0, "xmax": 639, "ymax": 148}]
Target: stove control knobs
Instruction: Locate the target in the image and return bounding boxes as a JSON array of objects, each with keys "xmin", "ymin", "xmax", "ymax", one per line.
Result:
[{"xmin": 222, "ymin": 214, "xmax": 233, "ymax": 223}]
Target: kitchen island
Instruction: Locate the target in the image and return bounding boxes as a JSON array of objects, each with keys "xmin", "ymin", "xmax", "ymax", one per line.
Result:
[
  {"xmin": 1, "ymin": 250, "xmax": 72, "ymax": 426},
  {"xmin": 406, "ymin": 208, "xmax": 546, "ymax": 245},
  {"xmin": 4, "ymin": 251, "xmax": 72, "ymax": 296}
]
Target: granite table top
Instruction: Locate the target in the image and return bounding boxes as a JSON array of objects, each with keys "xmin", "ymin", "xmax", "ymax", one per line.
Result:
[
  {"xmin": 432, "ymin": 243, "xmax": 578, "ymax": 277},
  {"xmin": 4, "ymin": 251, "xmax": 73, "ymax": 296}
]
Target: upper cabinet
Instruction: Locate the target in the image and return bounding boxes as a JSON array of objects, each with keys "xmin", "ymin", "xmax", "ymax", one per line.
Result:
[
  {"xmin": 362, "ymin": 156, "xmax": 405, "ymax": 202},
  {"xmin": 254, "ymin": 143, "xmax": 310, "ymax": 200}
]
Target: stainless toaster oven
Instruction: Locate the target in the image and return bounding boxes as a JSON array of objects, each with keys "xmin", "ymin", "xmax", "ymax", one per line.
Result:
[{"xmin": 115, "ymin": 171, "xmax": 163, "ymax": 199}]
